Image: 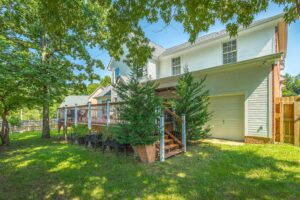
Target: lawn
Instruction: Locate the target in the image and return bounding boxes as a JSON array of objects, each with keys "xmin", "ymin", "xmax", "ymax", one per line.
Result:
[{"xmin": 0, "ymin": 132, "xmax": 300, "ymax": 200}]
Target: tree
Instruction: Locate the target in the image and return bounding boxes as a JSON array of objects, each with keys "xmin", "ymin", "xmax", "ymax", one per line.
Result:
[
  {"xmin": 114, "ymin": 65, "xmax": 162, "ymax": 146},
  {"xmin": 174, "ymin": 69, "xmax": 211, "ymax": 140},
  {"xmin": 0, "ymin": 0, "xmax": 154, "ymax": 138},
  {"xmin": 0, "ymin": 37, "xmax": 33, "ymax": 145},
  {"xmin": 282, "ymin": 73, "xmax": 300, "ymax": 97}
]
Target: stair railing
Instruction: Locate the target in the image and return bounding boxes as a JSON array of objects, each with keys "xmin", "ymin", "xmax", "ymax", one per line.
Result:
[{"xmin": 159, "ymin": 104, "xmax": 187, "ymax": 161}]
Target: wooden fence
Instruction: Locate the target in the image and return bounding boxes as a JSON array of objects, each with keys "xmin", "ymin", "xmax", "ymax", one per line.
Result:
[
  {"xmin": 275, "ymin": 96, "xmax": 300, "ymax": 146},
  {"xmin": 0, "ymin": 119, "xmax": 57, "ymax": 133}
]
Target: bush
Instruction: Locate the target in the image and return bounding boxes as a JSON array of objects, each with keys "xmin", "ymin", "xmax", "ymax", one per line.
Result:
[
  {"xmin": 101, "ymin": 126, "xmax": 119, "ymax": 141},
  {"xmin": 9, "ymin": 116, "xmax": 21, "ymax": 127},
  {"xmin": 72, "ymin": 125, "xmax": 89, "ymax": 137}
]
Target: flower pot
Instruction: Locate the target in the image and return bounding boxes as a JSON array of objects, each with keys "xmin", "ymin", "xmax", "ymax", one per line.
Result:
[{"xmin": 134, "ymin": 143, "xmax": 156, "ymax": 163}]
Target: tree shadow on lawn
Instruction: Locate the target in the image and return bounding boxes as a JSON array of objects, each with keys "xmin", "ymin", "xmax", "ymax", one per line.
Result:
[{"xmin": 0, "ymin": 134, "xmax": 300, "ymax": 200}]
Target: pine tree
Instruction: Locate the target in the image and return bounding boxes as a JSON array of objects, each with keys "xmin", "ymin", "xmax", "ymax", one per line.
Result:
[
  {"xmin": 175, "ymin": 69, "xmax": 211, "ymax": 140},
  {"xmin": 114, "ymin": 65, "xmax": 162, "ymax": 146}
]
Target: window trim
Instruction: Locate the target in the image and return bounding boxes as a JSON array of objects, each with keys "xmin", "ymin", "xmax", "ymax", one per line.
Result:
[
  {"xmin": 171, "ymin": 56, "xmax": 181, "ymax": 75},
  {"xmin": 222, "ymin": 40, "xmax": 237, "ymax": 64}
]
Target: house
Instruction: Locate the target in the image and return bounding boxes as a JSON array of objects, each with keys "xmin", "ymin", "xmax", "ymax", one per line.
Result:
[
  {"xmin": 59, "ymin": 95, "xmax": 90, "ymax": 108},
  {"xmin": 59, "ymin": 87, "xmax": 105, "ymax": 108},
  {"xmin": 100, "ymin": 14, "xmax": 288, "ymax": 143}
]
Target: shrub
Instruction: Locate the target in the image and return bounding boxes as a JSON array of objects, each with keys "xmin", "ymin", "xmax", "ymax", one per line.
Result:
[
  {"xmin": 174, "ymin": 68, "xmax": 211, "ymax": 140},
  {"xmin": 72, "ymin": 125, "xmax": 89, "ymax": 137},
  {"xmin": 9, "ymin": 116, "xmax": 21, "ymax": 127},
  {"xmin": 114, "ymin": 65, "xmax": 162, "ymax": 146}
]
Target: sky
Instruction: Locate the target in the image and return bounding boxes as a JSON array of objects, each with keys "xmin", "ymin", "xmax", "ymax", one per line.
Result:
[{"xmin": 93, "ymin": 3, "xmax": 300, "ymax": 80}]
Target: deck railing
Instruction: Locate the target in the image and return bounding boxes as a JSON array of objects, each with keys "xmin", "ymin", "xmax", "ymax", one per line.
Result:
[
  {"xmin": 159, "ymin": 104, "xmax": 186, "ymax": 162},
  {"xmin": 57, "ymin": 102, "xmax": 123, "ymax": 130}
]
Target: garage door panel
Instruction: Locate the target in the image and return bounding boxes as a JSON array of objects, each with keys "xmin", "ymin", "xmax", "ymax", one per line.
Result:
[{"xmin": 208, "ymin": 95, "xmax": 244, "ymax": 141}]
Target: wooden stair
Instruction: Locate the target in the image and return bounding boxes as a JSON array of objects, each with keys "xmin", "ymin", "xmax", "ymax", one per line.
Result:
[{"xmin": 156, "ymin": 132, "xmax": 183, "ymax": 159}]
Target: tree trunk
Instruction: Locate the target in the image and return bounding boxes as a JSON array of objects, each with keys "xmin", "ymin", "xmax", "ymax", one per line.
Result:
[
  {"xmin": 1, "ymin": 110, "xmax": 10, "ymax": 145},
  {"xmin": 42, "ymin": 86, "xmax": 50, "ymax": 139}
]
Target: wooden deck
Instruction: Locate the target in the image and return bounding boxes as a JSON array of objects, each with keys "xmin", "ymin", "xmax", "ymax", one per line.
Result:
[{"xmin": 57, "ymin": 102, "xmax": 186, "ymax": 160}]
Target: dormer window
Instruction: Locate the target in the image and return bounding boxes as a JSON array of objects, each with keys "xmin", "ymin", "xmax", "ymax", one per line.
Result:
[
  {"xmin": 223, "ymin": 40, "xmax": 237, "ymax": 64},
  {"xmin": 172, "ymin": 57, "xmax": 181, "ymax": 75}
]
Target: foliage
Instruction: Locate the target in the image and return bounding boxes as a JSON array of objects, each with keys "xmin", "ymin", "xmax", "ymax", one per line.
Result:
[
  {"xmin": 101, "ymin": 125, "xmax": 119, "ymax": 141},
  {"xmin": 1, "ymin": 131, "xmax": 300, "ymax": 199},
  {"xmin": 8, "ymin": 116, "xmax": 21, "ymax": 127},
  {"xmin": 174, "ymin": 69, "xmax": 211, "ymax": 140},
  {"xmin": 282, "ymin": 73, "xmax": 300, "ymax": 97},
  {"xmin": 115, "ymin": 65, "xmax": 162, "ymax": 145},
  {"xmin": 86, "ymin": 76, "xmax": 112, "ymax": 95},
  {"xmin": 72, "ymin": 125, "xmax": 89, "ymax": 137},
  {"xmin": 0, "ymin": 36, "xmax": 35, "ymax": 145}
]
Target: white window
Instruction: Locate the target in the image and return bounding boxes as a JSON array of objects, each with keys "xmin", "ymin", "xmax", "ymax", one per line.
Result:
[
  {"xmin": 223, "ymin": 40, "xmax": 237, "ymax": 64},
  {"xmin": 172, "ymin": 57, "xmax": 181, "ymax": 75}
]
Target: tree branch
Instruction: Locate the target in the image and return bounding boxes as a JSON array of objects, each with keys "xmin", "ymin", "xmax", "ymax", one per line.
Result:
[{"xmin": 296, "ymin": 0, "xmax": 300, "ymax": 17}]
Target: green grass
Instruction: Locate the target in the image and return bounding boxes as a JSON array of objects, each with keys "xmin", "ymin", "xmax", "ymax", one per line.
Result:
[{"xmin": 1, "ymin": 132, "xmax": 300, "ymax": 200}]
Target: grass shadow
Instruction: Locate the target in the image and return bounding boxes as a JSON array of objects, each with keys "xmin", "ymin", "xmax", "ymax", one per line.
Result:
[{"xmin": 0, "ymin": 132, "xmax": 300, "ymax": 199}]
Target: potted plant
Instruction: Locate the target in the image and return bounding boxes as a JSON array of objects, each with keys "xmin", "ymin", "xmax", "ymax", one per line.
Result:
[{"xmin": 115, "ymin": 64, "xmax": 162, "ymax": 163}]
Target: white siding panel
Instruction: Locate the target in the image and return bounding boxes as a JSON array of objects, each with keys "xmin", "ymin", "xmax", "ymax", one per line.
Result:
[{"xmin": 158, "ymin": 22, "xmax": 276, "ymax": 79}]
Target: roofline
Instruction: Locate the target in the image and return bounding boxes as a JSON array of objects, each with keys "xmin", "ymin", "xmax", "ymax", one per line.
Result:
[
  {"xmin": 160, "ymin": 13, "xmax": 285, "ymax": 57},
  {"xmin": 88, "ymin": 86, "xmax": 104, "ymax": 99},
  {"xmin": 155, "ymin": 53, "xmax": 283, "ymax": 85},
  {"xmin": 94, "ymin": 85, "xmax": 112, "ymax": 98},
  {"xmin": 107, "ymin": 58, "xmax": 114, "ymax": 71}
]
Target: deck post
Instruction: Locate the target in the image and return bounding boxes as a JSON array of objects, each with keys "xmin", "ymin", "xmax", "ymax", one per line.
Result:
[
  {"xmin": 74, "ymin": 104, "xmax": 78, "ymax": 127},
  {"xmin": 181, "ymin": 113, "xmax": 186, "ymax": 152},
  {"xmin": 64, "ymin": 105, "xmax": 67, "ymax": 140},
  {"xmin": 160, "ymin": 113, "xmax": 165, "ymax": 162},
  {"xmin": 88, "ymin": 101, "xmax": 92, "ymax": 130},
  {"xmin": 106, "ymin": 100, "xmax": 110, "ymax": 126}
]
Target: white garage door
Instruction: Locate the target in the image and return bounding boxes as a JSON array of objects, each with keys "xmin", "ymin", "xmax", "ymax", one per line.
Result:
[{"xmin": 208, "ymin": 95, "xmax": 244, "ymax": 141}]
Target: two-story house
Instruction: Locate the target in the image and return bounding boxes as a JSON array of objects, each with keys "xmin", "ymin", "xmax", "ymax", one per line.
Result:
[{"xmin": 100, "ymin": 14, "xmax": 287, "ymax": 143}]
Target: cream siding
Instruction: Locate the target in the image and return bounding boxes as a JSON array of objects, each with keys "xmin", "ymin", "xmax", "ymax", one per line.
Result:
[{"xmin": 156, "ymin": 63, "xmax": 273, "ymax": 138}]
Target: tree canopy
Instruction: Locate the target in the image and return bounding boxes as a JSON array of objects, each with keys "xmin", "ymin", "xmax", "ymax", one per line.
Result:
[
  {"xmin": 86, "ymin": 76, "xmax": 111, "ymax": 95},
  {"xmin": 0, "ymin": 36, "xmax": 35, "ymax": 144},
  {"xmin": 282, "ymin": 73, "xmax": 300, "ymax": 97}
]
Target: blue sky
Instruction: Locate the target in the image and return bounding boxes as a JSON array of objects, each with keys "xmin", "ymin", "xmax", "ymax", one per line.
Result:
[{"xmin": 93, "ymin": 3, "xmax": 300, "ymax": 80}]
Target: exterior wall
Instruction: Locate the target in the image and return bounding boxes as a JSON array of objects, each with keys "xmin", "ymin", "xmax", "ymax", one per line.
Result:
[
  {"xmin": 158, "ymin": 21, "xmax": 276, "ymax": 79},
  {"xmin": 147, "ymin": 59, "xmax": 157, "ymax": 80},
  {"xmin": 157, "ymin": 64, "xmax": 273, "ymax": 138},
  {"xmin": 111, "ymin": 59, "xmax": 131, "ymax": 84},
  {"xmin": 89, "ymin": 87, "xmax": 103, "ymax": 104}
]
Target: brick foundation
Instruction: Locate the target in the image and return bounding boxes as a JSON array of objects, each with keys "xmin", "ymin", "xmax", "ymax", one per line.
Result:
[{"xmin": 244, "ymin": 136, "xmax": 273, "ymax": 144}]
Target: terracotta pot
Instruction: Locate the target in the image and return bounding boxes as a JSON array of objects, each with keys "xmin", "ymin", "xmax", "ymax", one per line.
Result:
[{"xmin": 134, "ymin": 143, "xmax": 156, "ymax": 163}]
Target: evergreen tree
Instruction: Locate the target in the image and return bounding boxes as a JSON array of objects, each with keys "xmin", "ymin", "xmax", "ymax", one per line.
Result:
[
  {"xmin": 114, "ymin": 65, "xmax": 162, "ymax": 146},
  {"xmin": 175, "ymin": 69, "xmax": 211, "ymax": 140}
]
